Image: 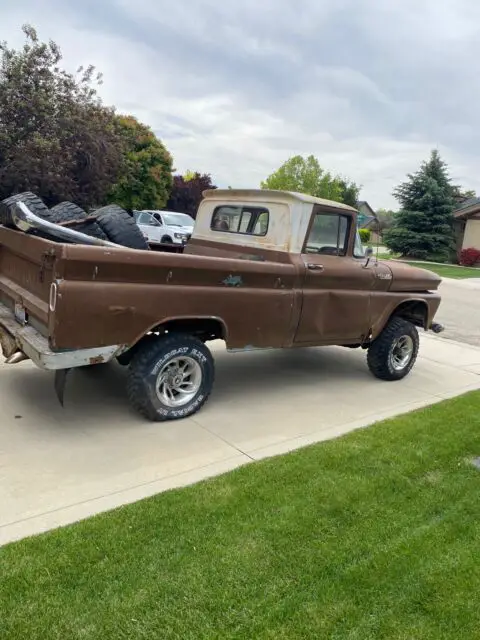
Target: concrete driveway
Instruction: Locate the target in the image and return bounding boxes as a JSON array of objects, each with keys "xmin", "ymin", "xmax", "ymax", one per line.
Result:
[{"xmin": 1, "ymin": 335, "xmax": 480, "ymax": 546}]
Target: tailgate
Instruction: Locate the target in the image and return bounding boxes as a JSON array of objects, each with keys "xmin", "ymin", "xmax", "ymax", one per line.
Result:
[{"xmin": 0, "ymin": 227, "xmax": 59, "ymax": 335}]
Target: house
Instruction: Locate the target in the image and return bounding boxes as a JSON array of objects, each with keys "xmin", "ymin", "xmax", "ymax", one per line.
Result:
[
  {"xmin": 356, "ymin": 201, "xmax": 380, "ymax": 242},
  {"xmin": 453, "ymin": 198, "xmax": 480, "ymax": 252}
]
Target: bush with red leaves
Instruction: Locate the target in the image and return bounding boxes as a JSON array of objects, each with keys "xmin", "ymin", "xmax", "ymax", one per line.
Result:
[{"xmin": 459, "ymin": 248, "xmax": 480, "ymax": 266}]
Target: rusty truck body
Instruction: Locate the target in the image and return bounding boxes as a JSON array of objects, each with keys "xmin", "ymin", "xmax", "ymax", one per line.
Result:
[{"xmin": 0, "ymin": 189, "xmax": 443, "ymax": 421}]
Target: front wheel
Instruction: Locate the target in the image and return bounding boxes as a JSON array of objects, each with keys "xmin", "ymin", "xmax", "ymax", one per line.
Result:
[
  {"xmin": 367, "ymin": 317, "xmax": 419, "ymax": 381},
  {"xmin": 126, "ymin": 334, "xmax": 214, "ymax": 421}
]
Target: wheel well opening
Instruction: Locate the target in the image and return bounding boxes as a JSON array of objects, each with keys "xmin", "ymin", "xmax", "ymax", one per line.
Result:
[
  {"xmin": 391, "ymin": 301, "xmax": 428, "ymax": 329},
  {"xmin": 158, "ymin": 318, "xmax": 226, "ymax": 342},
  {"xmin": 117, "ymin": 318, "xmax": 226, "ymax": 366}
]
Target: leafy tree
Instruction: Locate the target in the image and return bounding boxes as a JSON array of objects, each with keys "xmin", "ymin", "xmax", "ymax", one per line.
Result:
[
  {"xmin": 375, "ymin": 208, "xmax": 396, "ymax": 235},
  {"xmin": 261, "ymin": 155, "xmax": 361, "ymax": 205},
  {"xmin": 0, "ymin": 24, "xmax": 125, "ymax": 208},
  {"xmin": 108, "ymin": 115, "xmax": 173, "ymax": 211},
  {"xmin": 383, "ymin": 150, "xmax": 456, "ymax": 261},
  {"xmin": 166, "ymin": 172, "xmax": 217, "ymax": 218},
  {"xmin": 338, "ymin": 178, "xmax": 362, "ymax": 208},
  {"xmin": 451, "ymin": 186, "xmax": 476, "ymax": 206},
  {"xmin": 183, "ymin": 169, "xmax": 197, "ymax": 181}
]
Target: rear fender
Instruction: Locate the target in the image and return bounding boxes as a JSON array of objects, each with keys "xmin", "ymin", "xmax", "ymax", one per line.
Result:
[{"xmin": 117, "ymin": 315, "xmax": 228, "ymax": 365}]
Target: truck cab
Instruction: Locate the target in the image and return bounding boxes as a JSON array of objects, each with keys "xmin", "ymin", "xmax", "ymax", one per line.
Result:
[{"xmin": 185, "ymin": 189, "xmax": 441, "ymax": 346}]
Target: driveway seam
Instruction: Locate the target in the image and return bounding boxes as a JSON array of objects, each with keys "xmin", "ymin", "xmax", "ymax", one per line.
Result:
[{"xmin": 190, "ymin": 416, "xmax": 256, "ymax": 461}]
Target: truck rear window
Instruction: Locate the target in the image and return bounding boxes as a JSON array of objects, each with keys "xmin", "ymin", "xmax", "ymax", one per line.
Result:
[{"xmin": 211, "ymin": 206, "xmax": 269, "ymax": 236}]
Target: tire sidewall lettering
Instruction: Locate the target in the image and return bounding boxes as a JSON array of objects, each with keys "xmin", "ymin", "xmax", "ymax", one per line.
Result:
[
  {"xmin": 150, "ymin": 347, "xmax": 190, "ymax": 376},
  {"xmin": 143, "ymin": 342, "xmax": 212, "ymax": 420}
]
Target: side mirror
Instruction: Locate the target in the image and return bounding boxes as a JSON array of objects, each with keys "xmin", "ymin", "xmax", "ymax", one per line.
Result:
[{"xmin": 362, "ymin": 246, "xmax": 374, "ymax": 269}]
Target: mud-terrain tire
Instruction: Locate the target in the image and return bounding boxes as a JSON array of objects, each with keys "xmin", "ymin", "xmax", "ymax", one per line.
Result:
[
  {"xmin": 0, "ymin": 192, "xmax": 51, "ymax": 227},
  {"xmin": 127, "ymin": 334, "xmax": 215, "ymax": 421},
  {"xmin": 93, "ymin": 204, "xmax": 149, "ymax": 250},
  {"xmin": 367, "ymin": 317, "xmax": 419, "ymax": 381},
  {"xmin": 49, "ymin": 202, "xmax": 108, "ymax": 240}
]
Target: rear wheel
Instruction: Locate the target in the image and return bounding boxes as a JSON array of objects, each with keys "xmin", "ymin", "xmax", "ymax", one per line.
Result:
[
  {"xmin": 93, "ymin": 204, "xmax": 149, "ymax": 249},
  {"xmin": 367, "ymin": 317, "xmax": 419, "ymax": 381},
  {"xmin": 126, "ymin": 334, "xmax": 214, "ymax": 421},
  {"xmin": 0, "ymin": 192, "xmax": 51, "ymax": 227},
  {"xmin": 49, "ymin": 202, "xmax": 108, "ymax": 240}
]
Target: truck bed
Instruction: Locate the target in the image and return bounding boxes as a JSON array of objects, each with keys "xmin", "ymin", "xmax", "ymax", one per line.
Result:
[
  {"xmin": 0, "ymin": 228, "xmax": 53, "ymax": 332},
  {"xmin": 0, "ymin": 226, "xmax": 300, "ymax": 357}
]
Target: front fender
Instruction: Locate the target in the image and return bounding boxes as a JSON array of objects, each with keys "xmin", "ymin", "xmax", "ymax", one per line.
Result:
[{"xmin": 369, "ymin": 293, "xmax": 441, "ymax": 340}]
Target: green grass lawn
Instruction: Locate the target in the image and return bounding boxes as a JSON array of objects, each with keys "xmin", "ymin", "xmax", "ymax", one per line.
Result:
[
  {"xmin": 406, "ymin": 262, "xmax": 480, "ymax": 279},
  {"xmin": 2, "ymin": 393, "xmax": 480, "ymax": 639},
  {"xmin": 375, "ymin": 253, "xmax": 480, "ymax": 279}
]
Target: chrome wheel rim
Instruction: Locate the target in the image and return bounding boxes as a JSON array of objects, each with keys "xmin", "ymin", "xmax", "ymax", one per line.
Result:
[
  {"xmin": 390, "ymin": 335, "xmax": 414, "ymax": 371},
  {"xmin": 155, "ymin": 356, "xmax": 202, "ymax": 407}
]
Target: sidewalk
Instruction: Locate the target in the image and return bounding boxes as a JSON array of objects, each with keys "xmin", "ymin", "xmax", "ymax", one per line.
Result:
[{"xmin": 1, "ymin": 335, "xmax": 479, "ymax": 546}]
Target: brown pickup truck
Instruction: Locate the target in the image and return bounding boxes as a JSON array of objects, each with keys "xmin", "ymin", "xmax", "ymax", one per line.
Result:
[{"xmin": 0, "ymin": 189, "xmax": 443, "ymax": 421}]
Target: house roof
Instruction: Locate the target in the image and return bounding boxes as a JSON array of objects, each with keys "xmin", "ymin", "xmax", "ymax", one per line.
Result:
[
  {"xmin": 454, "ymin": 197, "xmax": 480, "ymax": 219},
  {"xmin": 357, "ymin": 200, "xmax": 376, "ymax": 217}
]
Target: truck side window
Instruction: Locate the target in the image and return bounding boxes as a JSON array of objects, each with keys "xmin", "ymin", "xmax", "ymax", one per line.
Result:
[
  {"xmin": 211, "ymin": 206, "xmax": 269, "ymax": 236},
  {"xmin": 304, "ymin": 213, "xmax": 349, "ymax": 256}
]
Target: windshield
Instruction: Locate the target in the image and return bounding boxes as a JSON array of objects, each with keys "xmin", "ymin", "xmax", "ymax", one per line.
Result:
[
  {"xmin": 353, "ymin": 227, "xmax": 366, "ymax": 258},
  {"xmin": 163, "ymin": 213, "xmax": 194, "ymax": 227}
]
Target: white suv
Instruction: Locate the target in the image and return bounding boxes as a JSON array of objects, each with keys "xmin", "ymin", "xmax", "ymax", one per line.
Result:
[{"xmin": 133, "ymin": 210, "xmax": 195, "ymax": 245}]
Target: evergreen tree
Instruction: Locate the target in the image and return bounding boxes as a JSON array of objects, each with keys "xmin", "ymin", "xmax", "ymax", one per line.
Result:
[{"xmin": 384, "ymin": 150, "xmax": 456, "ymax": 261}]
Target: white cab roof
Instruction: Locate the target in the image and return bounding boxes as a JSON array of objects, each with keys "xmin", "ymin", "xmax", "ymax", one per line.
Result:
[
  {"xmin": 195, "ymin": 188, "xmax": 358, "ymax": 253},
  {"xmin": 202, "ymin": 189, "xmax": 357, "ymax": 212}
]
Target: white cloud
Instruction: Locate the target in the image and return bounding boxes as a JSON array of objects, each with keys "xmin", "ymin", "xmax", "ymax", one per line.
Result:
[{"xmin": 2, "ymin": 0, "xmax": 480, "ymax": 209}]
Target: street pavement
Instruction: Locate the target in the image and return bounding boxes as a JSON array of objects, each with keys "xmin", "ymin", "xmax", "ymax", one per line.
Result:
[
  {"xmin": 436, "ymin": 277, "xmax": 480, "ymax": 347},
  {"xmin": 1, "ymin": 333, "xmax": 479, "ymax": 546}
]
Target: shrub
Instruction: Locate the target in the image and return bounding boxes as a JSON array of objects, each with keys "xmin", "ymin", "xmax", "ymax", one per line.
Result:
[
  {"xmin": 459, "ymin": 248, "xmax": 480, "ymax": 267},
  {"xmin": 359, "ymin": 228, "xmax": 371, "ymax": 243}
]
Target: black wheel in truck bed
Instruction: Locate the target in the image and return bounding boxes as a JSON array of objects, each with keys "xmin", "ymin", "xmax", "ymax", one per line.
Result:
[
  {"xmin": 94, "ymin": 204, "xmax": 149, "ymax": 250},
  {"xmin": 49, "ymin": 202, "xmax": 108, "ymax": 240},
  {"xmin": 0, "ymin": 192, "xmax": 51, "ymax": 227}
]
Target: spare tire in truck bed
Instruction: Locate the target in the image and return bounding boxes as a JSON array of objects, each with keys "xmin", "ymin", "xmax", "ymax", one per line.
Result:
[
  {"xmin": 0, "ymin": 192, "xmax": 51, "ymax": 227},
  {"xmin": 49, "ymin": 202, "xmax": 108, "ymax": 240},
  {"xmin": 93, "ymin": 204, "xmax": 149, "ymax": 250}
]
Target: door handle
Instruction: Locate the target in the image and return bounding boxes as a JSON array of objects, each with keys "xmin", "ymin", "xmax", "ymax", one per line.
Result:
[{"xmin": 307, "ymin": 263, "xmax": 324, "ymax": 271}]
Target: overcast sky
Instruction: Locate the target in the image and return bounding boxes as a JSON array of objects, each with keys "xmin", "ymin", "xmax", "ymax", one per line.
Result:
[{"xmin": 2, "ymin": 0, "xmax": 480, "ymax": 209}]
